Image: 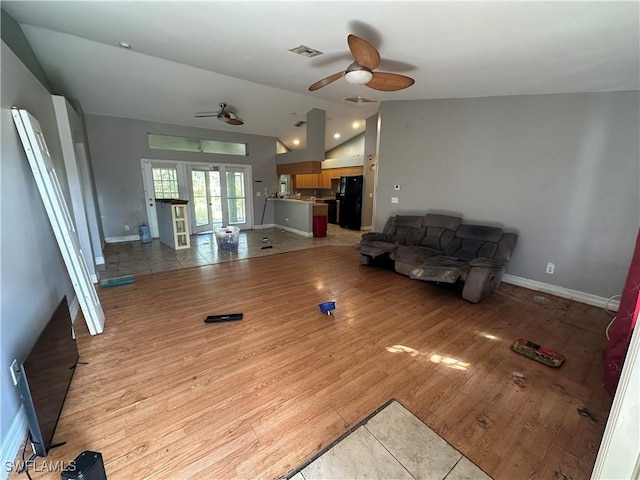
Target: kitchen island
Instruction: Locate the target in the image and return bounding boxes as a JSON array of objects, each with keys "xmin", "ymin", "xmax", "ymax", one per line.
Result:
[{"xmin": 272, "ymin": 198, "xmax": 328, "ymax": 237}]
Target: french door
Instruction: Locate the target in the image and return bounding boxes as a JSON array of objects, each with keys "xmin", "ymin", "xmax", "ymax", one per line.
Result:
[
  {"xmin": 224, "ymin": 166, "xmax": 249, "ymax": 229},
  {"xmin": 142, "ymin": 159, "xmax": 252, "ymax": 237},
  {"xmin": 189, "ymin": 167, "xmax": 223, "ymax": 234}
]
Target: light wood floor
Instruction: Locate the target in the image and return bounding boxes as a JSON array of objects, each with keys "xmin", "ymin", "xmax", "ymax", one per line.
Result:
[{"xmin": 13, "ymin": 246, "xmax": 613, "ymax": 479}]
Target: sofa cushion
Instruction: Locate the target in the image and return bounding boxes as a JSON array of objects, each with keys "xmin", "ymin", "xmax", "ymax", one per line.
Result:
[
  {"xmin": 410, "ymin": 256, "xmax": 470, "ymax": 283},
  {"xmin": 392, "ymin": 245, "xmax": 442, "ymax": 264},
  {"xmin": 422, "ymin": 214, "xmax": 463, "ymax": 230},
  {"xmin": 416, "ymin": 214, "xmax": 463, "ymax": 250},
  {"xmin": 357, "ymin": 240, "xmax": 402, "ymax": 258},
  {"xmin": 444, "ymin": 225, "xmax": 504, "ymax": 261},
  {"xmin": 385, "ymin": 215, "xmax": 424, "ymax": 245}
]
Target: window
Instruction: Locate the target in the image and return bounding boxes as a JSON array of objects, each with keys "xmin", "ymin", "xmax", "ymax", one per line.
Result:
[
  {"xmin": 148, "ymin": 134, "xmax": 247, "ymax": 156},
  {"xmin": 152, "ymin": 167, "xmax": 179, "ymax": 199}
]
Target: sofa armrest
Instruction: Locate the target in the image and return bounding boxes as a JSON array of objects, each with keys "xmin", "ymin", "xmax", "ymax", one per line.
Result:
[
  {"xmin": 361, "ymin": 232, "xmax": 387, "ymax": 242},
  {"xmin": 469, "ymin": 257, "xmax": 505, "ymax": 268}
]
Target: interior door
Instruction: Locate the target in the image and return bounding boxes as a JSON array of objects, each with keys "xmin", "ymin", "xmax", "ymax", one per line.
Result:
[
  {"xmin": 12, "ymin": 108, "xmax": 105, "ymax": 335},
  {"xmin": 190, "ymin": 167, "xmax": 223, "ymax": 233}
]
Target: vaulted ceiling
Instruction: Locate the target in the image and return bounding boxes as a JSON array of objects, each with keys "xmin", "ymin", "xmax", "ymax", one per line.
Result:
[{"xmin": 3, "ymin": 1, "xmax": 639, "ymax": 151}]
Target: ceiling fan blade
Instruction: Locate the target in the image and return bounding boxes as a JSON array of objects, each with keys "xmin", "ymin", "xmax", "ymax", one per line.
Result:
[
  {"xmin": 366, "ymin": 72, "xmax": 415, "ymax": 91},
  {"xmin": 194, "ymin": 112, "xmax": 218, "ymax": 117},
  {"xmin": 226, "ymin": 118, "xmax": 244, "ymax": 126},
  {"xmin": 309, "ymin": 71, "xmax": 345, "ymax": 91},
  {"xmin": 347, "ymin": 34, "xmax": 380, "ymax": 70}
]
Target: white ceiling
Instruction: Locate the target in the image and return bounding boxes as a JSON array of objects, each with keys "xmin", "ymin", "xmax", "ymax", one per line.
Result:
[{"xmin": 3, "ymin": 1, "xmax": 639, "ymax": 151}]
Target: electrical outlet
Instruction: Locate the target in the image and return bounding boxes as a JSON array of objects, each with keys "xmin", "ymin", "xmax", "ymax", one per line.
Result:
[
  {"xmin": 391, "ymin": 197, "xmax": 399, "ymax": 204},
  {"xmin": 10, "ymin": 359, "xmax": 20, "ymax": 385},
  {"xmin": 546, "ymin": 262, "xmax": 555, "ymax": 274},
  {"xmin": 256, "ymin": 192, "xmax": 261, "ymax": 197},
  {"xmin": 124, "ymin": 224, "xmax": 130, "ymax": 231}
]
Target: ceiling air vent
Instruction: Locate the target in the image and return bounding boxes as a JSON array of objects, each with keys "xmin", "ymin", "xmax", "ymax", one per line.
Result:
[
  {"xmin": 294, "ymin": 120, "xmax": 307, "ymax": 127},
  {"xmin": 289, "ymin": 45, "xmax": 323, "ymax": 58},
  {"xmin": 342, "ymin": 96, "xmax": 376, "ymax": 104}
]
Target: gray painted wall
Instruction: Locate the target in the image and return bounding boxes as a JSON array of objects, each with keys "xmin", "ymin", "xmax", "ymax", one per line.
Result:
[
  {"xmin": 84, "ymin": 114, "xmax": 278, "ymax": 238},
  {"xmin": 326, "ymin": 133, "xmax": 364, "ymax": 159},
  {"xmin": 376, "ymin": 92, "xmax": 640, "ymax": 298},
  {"xmin": 1, "ymin": 9, "xmax": 53, "ymax": 93},
  {"xmin": 1, "ymin": 42, "xmax": 75, "ymax": 453}
]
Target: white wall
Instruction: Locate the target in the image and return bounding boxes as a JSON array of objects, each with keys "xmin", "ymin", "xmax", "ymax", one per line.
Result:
[
  {"xmin": 0, "ymin": 41, "xmax": 75, "ymax": 468},
  {"xmin": 376, "ymin": 92, "xmax": 640, "ymax": 298}
]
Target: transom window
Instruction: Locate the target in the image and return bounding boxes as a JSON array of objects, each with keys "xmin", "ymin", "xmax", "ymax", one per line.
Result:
[{"xmin": 148, "ymin": 134, "xmax": 247, "ymax": 156}]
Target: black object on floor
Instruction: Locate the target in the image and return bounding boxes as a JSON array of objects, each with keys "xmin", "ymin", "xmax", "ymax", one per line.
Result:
[
  {"xmin": 61, "ymin": 451, "xmax": 106, "ymax": 480},
  {"xmin": 204, "ymin": 313, "xmax": 243, "ymax": 323}
]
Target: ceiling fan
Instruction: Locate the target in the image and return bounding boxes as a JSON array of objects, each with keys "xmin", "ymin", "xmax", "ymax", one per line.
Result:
[
  {"xmin": 309, "ymin": 34, "xmax": 415, "ymax": 92},
  {"xmin": 194, "ymin": 103, "xmax": 244, "ymax": 125}
]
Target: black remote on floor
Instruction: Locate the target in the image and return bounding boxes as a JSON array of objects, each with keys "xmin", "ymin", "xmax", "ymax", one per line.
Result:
[{"xmin": 204, "ymin": 313, "xmax": 243, "ymax": 323}]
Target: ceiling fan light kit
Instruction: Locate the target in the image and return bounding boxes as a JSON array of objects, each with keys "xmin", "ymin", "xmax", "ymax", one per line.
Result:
[
  {"xmin": 344, "ymin": 67, "xmax": 373, "ymax": 86},
  {"xmin": 309, "ymin": 34, "xmax": 415, "ymax": 92}
]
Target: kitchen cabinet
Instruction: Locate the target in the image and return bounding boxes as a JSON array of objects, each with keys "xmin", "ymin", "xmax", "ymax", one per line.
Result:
[{"xmin": 294, "ymin": 166, "xmax": 364, "ymax": 190}]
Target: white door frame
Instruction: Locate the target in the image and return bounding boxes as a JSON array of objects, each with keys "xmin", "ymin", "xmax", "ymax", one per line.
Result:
[{"xmin": 141, "ymin": 158, "xmax": 253, "ymax": 236}]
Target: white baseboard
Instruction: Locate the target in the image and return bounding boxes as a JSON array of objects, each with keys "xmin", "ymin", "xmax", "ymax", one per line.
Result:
[
  {"xmin": 0, "ymin": 407, "xmax": 27, "ymax": 480},
  {"xmin": 503, "ymin": 274, "xmax": 620, "ymax": 311},
  {"xmin": 253, "ymin": 223, "xmax": 275, "ymax": 230},
  {"xmin": 104, "ymin": 234, "xmax": 140, "ymax": 243},
  {"xmin": 274, "ymin": 224, "xmax": 313, "ymax": 238},
  {"xmin": 95, "ymin": 255, "xmax": 105, "ymax": 265}
]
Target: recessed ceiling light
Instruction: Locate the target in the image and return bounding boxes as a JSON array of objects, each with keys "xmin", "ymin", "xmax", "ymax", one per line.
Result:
[
  {"xmin": 352, "ymin": 122, "xmax": 360, "ymax": 129},
  {"xmin": 119, "ymin": 41, "xmax": 132, "ymax": 49},
  {"xmin": 333, "ymin": 133, "xmax": 341, "ymax": 139},
  {"xmin": 293, "ymin": 139, "xmax": 300, "ymax": 146}
]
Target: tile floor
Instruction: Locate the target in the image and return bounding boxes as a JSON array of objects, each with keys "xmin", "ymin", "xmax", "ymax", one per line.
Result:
[
  {"xmin": 288, "ymin": 401, "xmax": 492, "ymax": 480},
  {"xmin": 98, "ymin": 224, "xmax": 364, "ymax": 280}
]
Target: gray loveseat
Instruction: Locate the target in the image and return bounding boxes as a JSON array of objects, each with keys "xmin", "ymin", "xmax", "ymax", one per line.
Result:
[{"xmin": 354, "ymin": 213, "xmax": 518, "ymax": 303}]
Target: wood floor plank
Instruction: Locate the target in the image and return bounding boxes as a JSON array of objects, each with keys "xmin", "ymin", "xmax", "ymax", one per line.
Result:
[{"xmin": 9, "ymin": 246, "xmax": 613, "ymax": 480}]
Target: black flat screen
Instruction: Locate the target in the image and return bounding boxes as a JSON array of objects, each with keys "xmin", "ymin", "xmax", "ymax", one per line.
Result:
[{"xmin": 19, "ymin": 296, "xmax": 79, "ymax": 456}]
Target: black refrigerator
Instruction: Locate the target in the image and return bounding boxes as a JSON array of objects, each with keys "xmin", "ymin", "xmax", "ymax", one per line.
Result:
[{"xmin": 337, "ymin": 175, "xmax": 363, "ymax": 230}]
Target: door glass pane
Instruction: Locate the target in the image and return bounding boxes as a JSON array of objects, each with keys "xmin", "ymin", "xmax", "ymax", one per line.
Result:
[
  {"xmin": 227, "ymin": 199, "xmax": 246, "ymax": 224},
  {"xmin": 225, "ymin": 171, "xmax": 246, "ymax": 225},
  {"xmin": 191, "ymin": 170, "xmax": 209, "ymax": 227},
  {"xmin": 152, "ymin": 167, "xmax": 179, "ymax": 198},
  {"xmin": 209, "ymin": 171, "xmax": 223, "ymax": 224}
]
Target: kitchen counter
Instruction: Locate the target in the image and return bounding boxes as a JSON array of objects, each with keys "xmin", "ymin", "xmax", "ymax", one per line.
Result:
[{"xmin": 271, "ymin": 198, "xmax": 328, "ymax": 237}]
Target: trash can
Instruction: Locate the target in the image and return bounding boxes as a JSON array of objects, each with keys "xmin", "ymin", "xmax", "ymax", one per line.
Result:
[
  {"xmin": 313, "ymin": 215, "xmax": 327, "ymax": 238},
  {"xmin": 139, "ymin": 223, "xmax": 152, "ymax": 243}
]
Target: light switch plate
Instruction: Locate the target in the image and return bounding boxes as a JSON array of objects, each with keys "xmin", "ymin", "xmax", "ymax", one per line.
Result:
[{"xmin": 391, "ymin": 197, "xmax": 399, "ymax": 204}]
